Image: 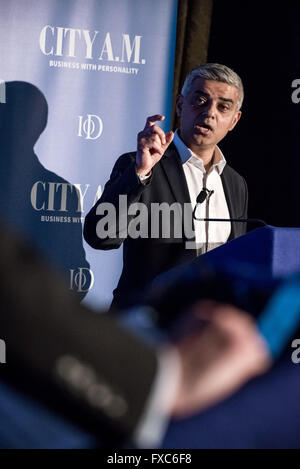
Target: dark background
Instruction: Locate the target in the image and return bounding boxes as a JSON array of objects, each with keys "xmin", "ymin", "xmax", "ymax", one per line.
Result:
[{"xmin": 207, "ymin": 1, "xmax": 300, "ymax": 227}]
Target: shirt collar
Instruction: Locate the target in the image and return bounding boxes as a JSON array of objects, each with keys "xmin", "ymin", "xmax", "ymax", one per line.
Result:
[{"xmin": 173, "ymin": 129, "xmax": 226, "ymax": 174}]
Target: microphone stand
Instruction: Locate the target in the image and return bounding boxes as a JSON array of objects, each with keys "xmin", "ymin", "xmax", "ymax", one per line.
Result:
[{"xmin": 193, "ymin": 216, "xmax": 267, "ymax": 226}]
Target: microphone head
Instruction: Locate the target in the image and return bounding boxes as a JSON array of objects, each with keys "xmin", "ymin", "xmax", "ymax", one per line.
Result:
[{"xmin": 197, "ymin": 189, "xmax": 208, "ymax": 204}]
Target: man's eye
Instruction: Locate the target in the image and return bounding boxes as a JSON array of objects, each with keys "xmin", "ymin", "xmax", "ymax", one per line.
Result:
[
  {"xmin": 219, "ymin": 104, "xmax": 230, "ymax": 111},
  {"xmin": 194, "ymin": 96, "xmax": 206, "ymax": 105}
]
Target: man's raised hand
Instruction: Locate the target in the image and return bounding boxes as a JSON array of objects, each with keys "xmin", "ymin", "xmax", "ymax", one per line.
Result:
[{"xmin": 136, "ymin": 114, "xmax": 174, "ymax": 176}]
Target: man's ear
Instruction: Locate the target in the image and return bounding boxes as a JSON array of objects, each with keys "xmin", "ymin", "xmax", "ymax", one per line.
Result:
[
  {"xmin": 176, "ymin": 94, "xmax": 183, "ymax": 117},
  {"xmin": 229, "ymin": 110, "xmax": 242, "ymax": 131}
]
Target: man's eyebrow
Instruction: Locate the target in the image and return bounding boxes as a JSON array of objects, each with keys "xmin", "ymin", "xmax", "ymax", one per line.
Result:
[
  {"xmin": 193, "ymin": 89, "xmax": 209, "ymax": 97},
  {"xmin": 219, "ymin": 97, "xmax": 234, "ymax": 104},
  {"xmin": 193, "ymin": 90, "xmax": 234, "ymax": 104}
]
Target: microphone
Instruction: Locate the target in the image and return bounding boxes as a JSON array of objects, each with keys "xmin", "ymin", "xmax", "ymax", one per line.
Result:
[
  {"xmin": 192, "ymin": 188, "xmax": 214, "ymax": 220},
  {"xmin": 193, "ymin": 188, "xmax": 267, "ymax": 227},
  {"xmin": 196, "ymin": 188, "xmax": 214, "ymax": 204}
]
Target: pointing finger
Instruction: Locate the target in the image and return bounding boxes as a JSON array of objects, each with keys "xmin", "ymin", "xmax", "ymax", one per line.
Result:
[{"xmin": 144, "ymin": 114, "xmax": 165, "ymax": 128}]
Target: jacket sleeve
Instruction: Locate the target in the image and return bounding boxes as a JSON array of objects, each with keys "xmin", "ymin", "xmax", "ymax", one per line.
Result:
[
  {"xmin": 0, "ymin": 223, "xmax": 158, "ymax": 443},
  {"xmin": 84, "ymin": 152, "xmax": 151, "ymax": 250}
]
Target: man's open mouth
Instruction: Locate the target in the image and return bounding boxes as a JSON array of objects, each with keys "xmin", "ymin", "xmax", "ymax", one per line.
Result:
[{"xmin": 195, "ymin": 123, "xmax": 213, "ymax": 134}]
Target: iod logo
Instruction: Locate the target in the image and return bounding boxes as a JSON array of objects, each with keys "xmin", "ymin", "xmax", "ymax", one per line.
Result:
[
  {"xmin": 70, "ymin": 268, "xmax": 94, "ymax": 292},
  {"xmin": 78, "ymin": 114, "xmax": 103, "ymax": 140}
]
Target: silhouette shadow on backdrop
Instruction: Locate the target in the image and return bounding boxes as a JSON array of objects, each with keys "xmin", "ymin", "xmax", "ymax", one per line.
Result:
[{"xmin": 0, "ymin": 81, "xmax": 90, "ymax": 300}]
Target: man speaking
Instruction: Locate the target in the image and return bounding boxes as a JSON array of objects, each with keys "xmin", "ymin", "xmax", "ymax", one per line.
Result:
[{"xmin": 84, "ymin": 63, "xmax": 248, "ymax": 310}]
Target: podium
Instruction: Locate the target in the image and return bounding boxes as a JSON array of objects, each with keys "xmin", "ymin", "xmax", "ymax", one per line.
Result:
[
  {"xmin": 202, "ymin": 225, "xmax": 300, "ymax": 278},
  {"xmin": 142, "ymin": 226, "xmax": 300, "ymax": 330}
]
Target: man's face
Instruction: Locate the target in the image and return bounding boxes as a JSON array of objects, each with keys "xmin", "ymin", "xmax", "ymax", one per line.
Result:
[{"xmin": 176, "ymin": 78, "xmax": 242, "ymax": 154}]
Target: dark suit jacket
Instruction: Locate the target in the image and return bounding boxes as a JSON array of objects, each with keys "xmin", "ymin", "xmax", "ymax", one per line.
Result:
[
  {"xmin": 84, "ymin": 143, "xmax": 248, "ymax": 309},
  {"xmin": 0, "ymin": 223, "xmax": 157, "ymax": 444}
]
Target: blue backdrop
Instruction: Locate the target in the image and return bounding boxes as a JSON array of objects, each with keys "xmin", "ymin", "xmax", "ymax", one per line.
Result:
[{"xmin": 0, "ymin": 0, "xmax": 178, "ymax": 308}]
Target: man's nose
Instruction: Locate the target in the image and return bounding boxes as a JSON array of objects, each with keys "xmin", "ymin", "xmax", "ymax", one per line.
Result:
[{"xmin": 201, "ymin": 100, "xmax": 216, "ymax": 118}]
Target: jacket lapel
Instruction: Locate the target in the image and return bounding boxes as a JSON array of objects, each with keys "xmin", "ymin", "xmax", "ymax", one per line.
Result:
[
  {"xmin": 221, "ymin": 167, "xmax": 236, "ymax": 241},
  {"xmin": 159, "ymin": 143, "xmax": 195, "ymax": 245},
  {"xmin": 160, "ymin": 143, "xmax": 191, "ymax": 205}
]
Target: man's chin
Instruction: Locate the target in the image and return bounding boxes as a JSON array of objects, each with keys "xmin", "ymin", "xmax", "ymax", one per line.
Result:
[
  {"xmin": 179, "ymin": 131, "xmax": 215, "ymax": 150},
  {"xmin": 192, "ymin": 135, "xmax": 215, "ymax": 148}
]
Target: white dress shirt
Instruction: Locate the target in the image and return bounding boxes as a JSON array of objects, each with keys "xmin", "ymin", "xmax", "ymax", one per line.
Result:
[{"xmin": 173, "ymin": 130, "xmax": 231, "ymax": 254}]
